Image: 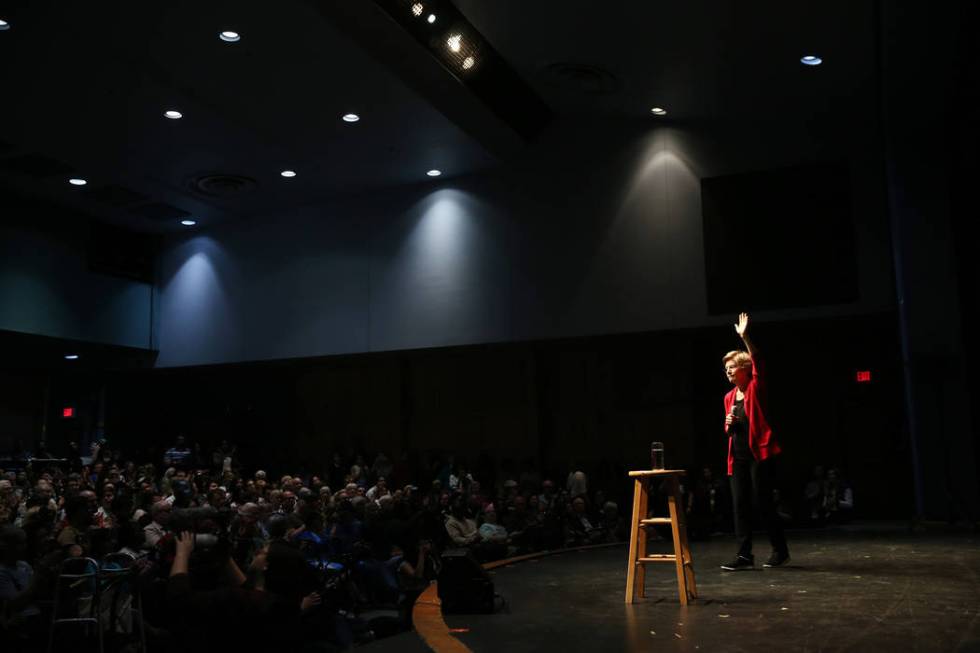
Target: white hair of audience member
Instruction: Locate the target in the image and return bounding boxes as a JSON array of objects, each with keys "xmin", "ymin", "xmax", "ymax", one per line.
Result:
[{"xmin": 567, "ymin": 470, "xmax": 588, "ymax": 499}]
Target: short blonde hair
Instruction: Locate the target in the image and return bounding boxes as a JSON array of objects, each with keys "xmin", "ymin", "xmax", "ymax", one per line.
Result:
[{"xmin": 723, "ymin": 350, "xmax": 752, "ymax": 370}]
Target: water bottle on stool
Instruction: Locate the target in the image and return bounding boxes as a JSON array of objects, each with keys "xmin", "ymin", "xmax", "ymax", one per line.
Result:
[{"xmin": 650, "ymin": 441, "xmax": 665, "ymax": 470}]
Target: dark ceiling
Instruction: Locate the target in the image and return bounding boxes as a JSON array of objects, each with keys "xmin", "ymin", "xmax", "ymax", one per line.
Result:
[{"xmin": 0, "ymin": 0, "xmax": 880, "ymax": 233}]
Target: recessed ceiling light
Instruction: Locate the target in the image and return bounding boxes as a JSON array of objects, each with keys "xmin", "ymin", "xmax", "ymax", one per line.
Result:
[
  {"xmin": 800, "ymin": 55, "xmax": 822, "ymax": 66},
  {"xmin": 180, "ymin": 219, "xmax": 197, "ymax": 226},
  {"xmin": 462, "ymin": 56, "xmax": 475, "ymax": 70},
  {"xmin": 64, "ymin": 354, "xmax": 79, "ymax": 360},
  {"xmin": 69, "ymin": 178, "xmax": 87, "ymax": 186},
  {"xmin": 427, "ymin": 169, "xmax": 442, "ymax": 177},
  {"xmin": 650, "ymin": 107, "xmax": 667, "ymax": 116},
  {"xmin": 0, "ymin": 19, "xmax": 10, "ymax": 31},
  {"xmin": 411, "ymin": 3, "xmax": 424, "ymax": 17},
  {"xmin": 164, "ymin": 110, "xmax": 183, "ymax": 119},
  {"xmin": 427, "ymin": 14, "xmax": 437, "ymax": 24},
  {"xmin": 219, "ymin": 30, "xmax": 241, "ymax": 43},
  {"xmin": 281, "ymin": 170, "xmax": 297, "ymax": 178},
  {"xmin": 342, "ymin": 113, "xmax": 360, "ymax": 123}
]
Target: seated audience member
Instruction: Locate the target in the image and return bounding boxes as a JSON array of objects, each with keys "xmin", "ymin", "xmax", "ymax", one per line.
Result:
[
  {"xmin": 395, "ymin": 538, "xmax": 435, "ymax": 599},
  {"xmin": 477, "ymin": 505, "xmax": 510, "ymax": 560},
  {"xmin": 57, "ymin": 495, "xmax": 95, "ymax": 557},
  {"xmin": 599, "ymin": 501, "xmax": 627, "ymax": 543},
  {"xmin": 143, "ymin": 500, "xmax": 172, "ymax": 549},
  {"xmin": 230, "ymin": 502, "xmax": 268, "ymax": 569},
  {"xmin": 567, "ymin": 468, "xmax": 589, "ymax": 500},
  {"xmin": 366, "ymin": 477, "xmax": 391, "ymax": 502},
  {"xmin": 538, "ymin": 479, "xmax": 558, "ymax": 510},
  {"xmin": 566, "ymin": 496, "xmax": 602, "ymax": 546},
  {"xmin": 444, "ymin": 494, "xmax": 481, "ymax": 550},
  {"xmin": 0, "ymin": 525, "xmax": 43, "ymax": 645},
  {"xmin": 265, "ymin": 514, "xmax": 318, "ymax": 608},
  {"xmin": 822, "ymin": 468, "xmax": 854, "ymax": 523},
  {"xmin": 687, "ymin": 465, "xmax": 728, "ymax": 539},
  {"xmin": 804, "ymin": 465, "xmax": 826, "ymax": 523}
]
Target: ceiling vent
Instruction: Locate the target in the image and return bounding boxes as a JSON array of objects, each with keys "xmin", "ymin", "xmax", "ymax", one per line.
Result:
[
  {"xmin": 540, "ymin": 62, "xmax": 621, "ymax": 95},
  {"xmin": 190, "ymin": 173, "xmax": 258, "ymax": 199}
]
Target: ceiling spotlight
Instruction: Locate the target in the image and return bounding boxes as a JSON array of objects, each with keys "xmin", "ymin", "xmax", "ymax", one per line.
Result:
[
  {"xmin": 800, "ymin": 55, "xmax": 822, "ymax": 66},
  {"xmin": 447, "ymin": 34, "xmax": 462, "ymax": 53},
  {"xmin": 427, "ymin": 169, "xmax": 442, "ymax": 177},
  {"xmin": 64, "ymin": 354, "xmax": 79, "ymax": 360},
  {"xmin": 281, "ymin": 170, "xmax": 297, "ymax": 178},
  {"xmin": 219, "ymin": 30, "xmax": 241, "ymax": 43},
  {"xmin": 0, "ymin": 19, "xmax": 9, "ymax": 31},
  {"xmin": 342, "ymin": 113, "xmax": 360, "ymax": 123},
  {"xmin": 69, "ymin": 178, "xmax": 87, "ymax": 186},
  {"xmin": 411, "ymin": 3, "xmax": 424, "ymax": 17},
  {"xmin": 164, "ymin": 110, "xmax": 183, "ymax": 119},
  {"xmin": 462, "ymin": 56, "xmax": 475, "ymax": 70},
  {"xmin": 650, "ymin": 107, "xmax": 667, "ymax": 116},
  {"xmin": 427, "ymin": 14, "xmax": 437, "ymax": 24},
  {"xmin": 180, "ymin": 219, "xmax": 197, "ymax": 226}
]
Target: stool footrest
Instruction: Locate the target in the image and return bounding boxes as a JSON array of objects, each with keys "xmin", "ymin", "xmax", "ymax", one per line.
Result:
[
  {"xmin": 637, "ymin": 555, "xmax": 695, "ymax": 565},
  {"xmin": 638, "ymin": 555, "xmax": 676, "ymax": 563},
  {"xmin": 639, "ymin": 518, "xmax": 672, "ymax": 525}
]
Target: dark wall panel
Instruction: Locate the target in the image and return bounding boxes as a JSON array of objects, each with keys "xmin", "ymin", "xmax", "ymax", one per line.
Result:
[{"xmin": 701, "ymin": 163, "xmax": 859, "ymax": 314}]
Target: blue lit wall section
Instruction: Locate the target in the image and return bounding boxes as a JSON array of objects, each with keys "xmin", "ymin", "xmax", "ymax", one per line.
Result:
[{"xmin": 370, "ymin": 189, "xmax": 512, "ymax": 351}]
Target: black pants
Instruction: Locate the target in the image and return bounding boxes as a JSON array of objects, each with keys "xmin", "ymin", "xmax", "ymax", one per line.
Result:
[{"xmin": 730, "ymin": 457, "xmax": 788, "ymax": 558}]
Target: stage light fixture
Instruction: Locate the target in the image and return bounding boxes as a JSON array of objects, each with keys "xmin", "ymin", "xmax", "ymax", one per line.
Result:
[
  {"xmin": 0, "ymin": 19, "xmax": 9, "ymax": 30},
  {"xmin": 447, "ymin": 34, "xmax": 462, "ymax": 53},
  {"xmin": 69, "ymin": 178, "xmax": 87, "ymax": 186},
  {"xmin": 64, "ymin": 354, "xmax": 79, "ymax": 360},
  {"xmin": 462, "ymin": 56, "xmax": 475, "ymax": 70},
  {"xmin": 180, "ymin": 219, "xmax": 197, "ymax": 226},
  {"xmin": 650, "ymin": 107, "xmax": 667, "ymax": 116},
  {"xmin": 164, "ymin": 110, "xmax": 183, "ymax": 119},
  {"xmin": 281, "ymin": 170, "xmax": 297, "ymax": 178},
  {"xmin": 411, "ymin": 3, "xmax": 424, "ymax": 17},
  {"xmin": 428, "ymin": 14, "xmax": 437, "ymax": 24},
  {"xmin": 342, "ymin": 113, "xmax": 361, "ymax": 123},
  {"xmin": 427, "ymin": 169, "xmax": 442, "ymax": 177},
  {"xmin": 800, "ymin": 55, "xmax": 822, "ymax": 66},
  {"xmin": 220, "ymin": 30, "xmax": 241, "ymax": 42}
]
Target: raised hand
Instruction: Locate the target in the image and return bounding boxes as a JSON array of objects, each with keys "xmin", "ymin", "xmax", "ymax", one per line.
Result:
[
  {"xmin": 734, "ymin": 312, "xmax": 749, "ymax": 338},
  {"xmin": 175, "ymin": 531, "xmax": 195, "ymax": 557}
]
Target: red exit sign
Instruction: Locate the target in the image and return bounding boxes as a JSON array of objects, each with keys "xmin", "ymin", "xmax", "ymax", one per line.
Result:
[{"xmin": 856, "ymin": 370, "xmax": 872, "ymax": 383}]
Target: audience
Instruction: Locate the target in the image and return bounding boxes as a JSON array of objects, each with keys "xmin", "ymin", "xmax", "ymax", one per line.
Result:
[{"xmin": 7, "ymin": 435, "xmax": 869, "ymax": 650}]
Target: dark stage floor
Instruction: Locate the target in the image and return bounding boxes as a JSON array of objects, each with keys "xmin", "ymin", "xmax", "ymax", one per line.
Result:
[{"xmin": 432, "ymin": 524, "xmax": 980, "ymax": 652}]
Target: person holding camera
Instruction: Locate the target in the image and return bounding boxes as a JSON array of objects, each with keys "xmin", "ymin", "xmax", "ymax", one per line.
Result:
[
  {"xmin": 168, "ymin": 529, "xmax": 320, "ymax": 652},
  {"xmin": 720, "ymin": 313, "xmax": 790, "ymax": 571}
]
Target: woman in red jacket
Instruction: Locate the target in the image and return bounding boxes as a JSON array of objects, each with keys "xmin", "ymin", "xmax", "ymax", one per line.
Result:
[{"xmin": 720, "ymin": 313, "xmax": 790, "ymax": 570}]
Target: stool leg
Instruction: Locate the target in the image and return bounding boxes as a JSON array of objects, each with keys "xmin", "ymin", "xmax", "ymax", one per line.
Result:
[
  {"xmin": 667, "ymin": 477, "xmax": 689, "ymax": 606},
  {"xmin": 677, "ymin": 502, "xmax": 698, "ymax": 599},
  {"xmin": 625, "ymin": 478, "xmax": 643, "ymax": 603},
  {"xmin": 636, "ymin": 480, "xmax": 649, "ymax": 598}
]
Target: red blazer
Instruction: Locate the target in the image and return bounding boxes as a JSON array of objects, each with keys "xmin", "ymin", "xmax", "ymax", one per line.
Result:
[{"xmin": 724, "ymin": 355, "xmax": 781, "ymax": 475}]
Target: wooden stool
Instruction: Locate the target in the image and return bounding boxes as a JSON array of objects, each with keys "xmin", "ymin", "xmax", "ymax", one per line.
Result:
[{"xmin": 624, "ymin": 469, "xmax": 697, "ymax": 605}]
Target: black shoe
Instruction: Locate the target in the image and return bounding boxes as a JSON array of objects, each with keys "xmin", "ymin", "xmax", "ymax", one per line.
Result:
[
  {"xmin": 720, "ymin": 555, "xmax": 754, "ymax": 571},
  {"xmin": 763, "ymin": 551, "xmax": 790, "ymax": 568}
]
